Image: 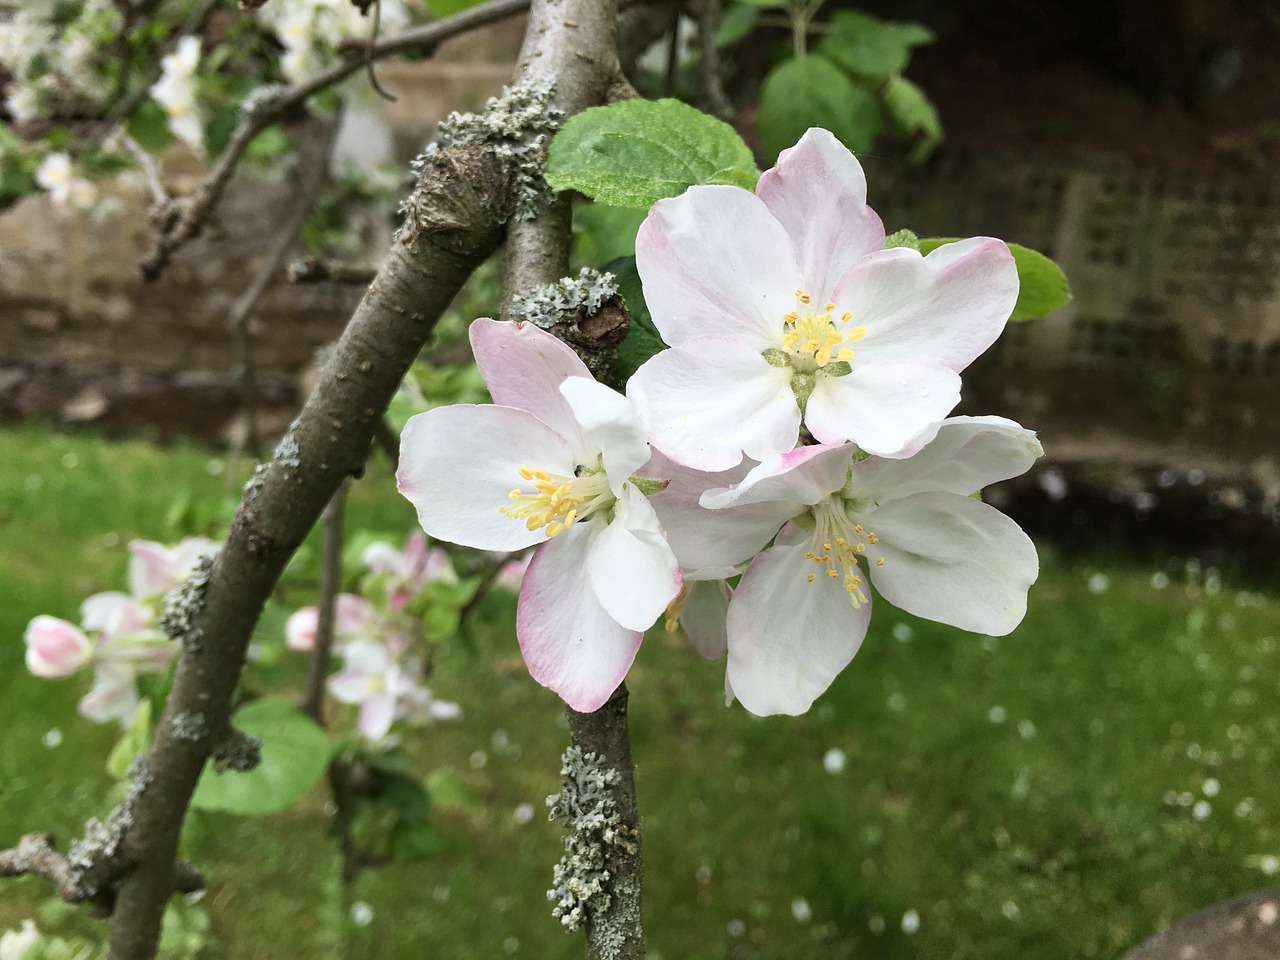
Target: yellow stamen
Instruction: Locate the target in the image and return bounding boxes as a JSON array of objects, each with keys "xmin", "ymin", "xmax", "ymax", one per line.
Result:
[{"xmin": 500, "ymin": 462, "xmax": 612, "ymax": 538}]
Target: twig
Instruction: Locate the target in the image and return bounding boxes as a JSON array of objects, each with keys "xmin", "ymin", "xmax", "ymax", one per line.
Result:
[
  {"xmin": 457, "ymin": 552, "xmax": 511, "ymax": 627},
  {"xmin": 373, "ymin": 416, "xmax": 400, "ymax": 470},
  {"xmin": 288, "ymin": 257, "xmax": 379, "ymax": 285},
  {"xmin": 693, "ymin": 0, "xmax": 734, "ymax": 120},
  {"xmin": 301, "ymin": 482, "xmax": 348, "ymax": 725},
  {"xmin": 563, "ymin": 685, "xmax": 645, "ymax": 960},
  {"xmin": 0, "ymin": 833, "xmax": 203, "ymax": 919},
  {"xmin": 141, "ymin": 0, "xmax": 532, "ymax": 281},
  {"xmin": 226, "ymin": 117, "xmax": 341, "ymax": 461}
]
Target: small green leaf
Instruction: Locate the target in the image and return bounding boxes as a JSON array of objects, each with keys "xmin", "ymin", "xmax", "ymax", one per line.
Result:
[
  {"xmin": 716, "ymin": 3, "xmax": 761, "ymax": 47},
  {"xmin": 758, "ymin": 55, "xmax": 882, "ymax": 161},
  {"xmin": 546, "ymin": 98, "xmax": 760, "ymax": 208},
  {"xmin": 244, "ymin": 124, "xmax": 291, "ymax": 163},
  {"xmin": 884, "ymin": 228, "xmax": 919, "ymax": 250},
  {"xmin": 817, "ymin": 10, "xmax": 934, "ymax": 82},
  {"xmin": 426, "ymin": 0, "xmax": 488, "ymax": 15},
  {"xmin": 190, "ymin": 697, "xmax": 330, "ymax": 816},
  {"xmin": 426, "ymin": 768, "xmax": 478, "ymax": 809},
  {"xmin": 390, "ymin": 821, "xmax": 449, "ymax": 862},
  {"xmin": 918, "ymin": 238, "xmax": 1071, "ymax": 322},
  {"xmin": 126, "ymin": 99, "xmax": 175, "ymax": 154},
  {"xmin": 107, "ymin": 700, "xmax": 153, "ymax": 780},
  {"xmin": 606, "ymin": 256, "xmax": 667, "ymax": 385},
  {"xmin": 882, "ymin": 76, "xmax": 942, "ymax": 162},
  {"xmin": 379, "ymin": 770, "xmax": 431, "ymax": 824}
]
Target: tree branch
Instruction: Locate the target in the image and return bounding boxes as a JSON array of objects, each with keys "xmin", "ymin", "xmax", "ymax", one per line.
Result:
[
  {"xmin": 104, "ymin": 138, "xmax": 513, "ymax": 960},
  {"xmin": 288, "ymin": 257, "xmax": 379, "ymax": 286},
  {"xmin": 140, "ymin": 0, "xmax": 532, "ymax": 281}
]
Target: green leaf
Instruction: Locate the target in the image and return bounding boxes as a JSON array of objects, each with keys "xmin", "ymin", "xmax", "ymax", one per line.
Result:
[
  {"xmin": 379, "ymin": 770, "xmax": 431, "ymax": 824},
  {"xmin": 126, "ymin": 99, "xmax": 174, "ymax": 155},
  {"xmin": 190, "ymin": 697, "xmax": 330, "ymax": 816},
  {"xmin": 425, "ymin": 768, "xmax": 478, "ymax": 809},
  {"xmin": 546, "ymin": 98, "xmax": 760, "ymax": 208},
  {"xmin": 606, "ymin": 256, "xmax": 668, "ymax": 385},
  {"xmin": 107, "ymin": 700, "xmax": 153, "ymax": 780},
  {"xmin": 244, "ymin": 124, "xmax": 291, "ymax": 163},
  {"xmin": 917, "ymin": 238, "xmax": 1071, "ymax": 322},
  {"xmin": 716, "ymin": 3, "xmax": 761, "ymax": 47},
  {"xmin": 816, "ymin": 10, "xmax": 934, "ymax": 82},
  {"xmin": 390, "ymin": 821, "xmax": 449, "ymax": 862},
  {"xmin": 426, "ymin": 0, "xmax": 488, "ymax": 15},
  {"xmin": 882, "ymin": 76, "xmax": 942, "ymax": 162},
  {"xmin": 758, "ymin": 55, "xmax": 882, "ymax": 162}
]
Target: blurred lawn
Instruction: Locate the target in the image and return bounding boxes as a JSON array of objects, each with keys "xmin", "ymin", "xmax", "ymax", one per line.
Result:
[{"xmin": 1, "ymin": 422, "xmax": 1277, "ymax": 960}]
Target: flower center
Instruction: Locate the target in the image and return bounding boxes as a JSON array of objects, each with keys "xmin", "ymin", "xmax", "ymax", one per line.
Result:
[
  {"xmin": 803, "ymin": 498, "xmax": 885, "ymax": 607},
  {"xmin": 780, "ymin": 289, "xmax": 867, "ymax": 372},
  {"xmin": 500, "ymin": 463, "xmax": 614, "ymax": 538}
]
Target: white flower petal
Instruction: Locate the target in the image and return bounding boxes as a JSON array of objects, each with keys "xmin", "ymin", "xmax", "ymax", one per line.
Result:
[
  {"xmin": 637, "ymin": 185, "xmax": 801, "ymax": 347},
  {"xmin": 641, "ymin": 449, "xmax": 792, "ymax": 577},
  {"xmin": 398, "ymin": 404, "xmax": 575, "ymax": 551},
  {"xmin": 358, "ymin": 695, "xmax": 396, "ymax": 740},
  {"xmin": 629, "ymin": 338, "xmax": 799, "ymax": 471},
  {"xmin": 678, "ymin": 579, "xmax": 731, "ymax": 660},
  {"xmin": 726, "ymin": 527, "xmax": 872, "ymax": 716},
  {"xmin": 805, "ymin": 361, "xmax": 961, "ymax": 457},
  {"xmin": 701, "ymin": 443, "xmax": 851, "ymax": 510},
  {"xmin": 516, "ymin": 524, "xmax": 643, "ymax": 712},
  {"xmin": 832, "ymin": 238, "xmax": 1017, "ymax": 371},
  {"xmin": 849, "ymin": 416, "xmax": 1043, "ymax": 501},
  {"xmin": 559, "ymin": 377, "xmax": 650, "ymax": 493},
  {"xmin": 469, "ymin": 318, "xmax": 592, "ymax": 450},
  {"xmin": 865, "ymin": 492, "xmax": 1038, "ymax": 636},
  {"xmin": 586, "ymin": 487, "xmax": 681, "ymax": 632},
  {"xmin": 755, "ymin": 128, "xmax": 885, "ymax": 298}
]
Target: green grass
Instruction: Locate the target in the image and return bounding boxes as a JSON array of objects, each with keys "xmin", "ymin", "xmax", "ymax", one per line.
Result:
[{"xmin": 1, "ymin": 422, "xmax": 1278, "ymax": 959}]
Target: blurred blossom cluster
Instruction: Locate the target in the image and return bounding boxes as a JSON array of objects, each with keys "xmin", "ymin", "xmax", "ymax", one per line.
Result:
[
  {"xmin": 23, "ymin": 537, "xmax": 218, "ymax": 727},
  {"xmin": 255, "ymin": 0, "xmax": 409, "ymax": 84},
  {"xmin": 284, "ymin": 532, "xmax": 481, "ymax": 742}
]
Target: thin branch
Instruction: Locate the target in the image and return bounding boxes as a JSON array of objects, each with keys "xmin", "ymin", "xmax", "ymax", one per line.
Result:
[
  {"xmin": 457, "ymin": 552, "xmax": 511, "ymax": 627},
  {"xmin": 288, "ymin": 257, "xmax": 379, "ymax": 286},
  {"xmin": 301, "ymin": 482, "xmax": 348, "ymax": 725},
  {"xmin": 693, "ymin": 0, "xmax": 733, "ymax": 120},
  {"xmin": 141, "ymin": 0, "xmax": 532, "ymax": 281},
  {"xmin": 564, "ymin": 685, "xmax": 645, "ymax": 960},
  {"xmin": 226, "ymin": 117, "xmax": 341, "ymax": 462}
]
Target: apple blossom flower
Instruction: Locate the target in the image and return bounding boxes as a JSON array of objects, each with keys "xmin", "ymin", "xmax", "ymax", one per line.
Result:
[
  {"xmin": 398, "ymin": 318, "xmax": 682, "ymax": 712},
  {"xmin": 628, "ymin": 128, "xmax": 1019, "ymax": 470},
  {"xmin": 33, "ymin": 152, "xmax": 96, "ymax": 209},
  {"xmin": 362, "ymin": 532, "xmax": 455, "ymax": 610},
  {"xmin": 23, "ymin": 616, "xmax": 93, "ymax": 678},
  {"xmin": 285, "ymin": 593, "xmax": 375, "ymax": 653},
  {"xmin": 150, "ymin": 35, "xmax": 204, "ymax": 151},
  {"xmin": 79, "ymin": 662, "xmax": 141, "ymax": 726},
  {"xmin": 328, "ymin": 639, "xmax": 420, "ymax": 741},
  {"xmin": 128, "ymin": 536, "xmax": 218, "ymax": 600},
  {"xmin": 0, "ymin": 919, "xmax": 41, "ymax": 960},
  {"xmin": 691, "ymin": 417, "xmax": 1042, "ymax": 715}
]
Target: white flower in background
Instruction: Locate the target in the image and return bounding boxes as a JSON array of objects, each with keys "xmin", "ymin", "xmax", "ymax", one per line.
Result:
[
  {"xmin": 0, "ymin": 918, "xmax": 41, "ymax": 960},
  {"xmin": 4, "ymin": 81, "xmax": 42, "ymax": 123},
  {"xmin": 0, "ymin": 12, "xmax": 54, "ymax": 80},
  {"xmin": 284, "ymin": 593, "xmax": 375, "ymax": 653},
  {"xmin": 34, "ymin": 153, "xmax": 97, "ymax": 209},
  {"xmin": 150, "ymin": 35, "xmax": 204, "ymax": 152},
  {"xmin": 258, "ymin": 0, "xmax": 409, "ymax": 84}
]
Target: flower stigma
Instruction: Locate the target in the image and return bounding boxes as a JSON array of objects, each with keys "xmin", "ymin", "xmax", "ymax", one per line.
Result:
[
  {"xmin": 803, "ymin": 498, "xmax": 884, "ymax": 607},
  {"xmin": 780, "ymin": 289, "xmax": 867, "ymax": 373},
  {"xmin": 501, "ymin": 463, "xmax": 613, "ymax": 538}
]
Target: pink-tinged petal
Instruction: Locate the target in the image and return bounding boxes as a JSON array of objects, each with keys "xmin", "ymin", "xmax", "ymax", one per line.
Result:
[
  {"xmin": 516, "ymin": 524, "xmax": 643, "ymax": 712},
  {"xmin": 327, "ymin": 668, "xmax": 374, "ymax": 704},
  {"xmin": 469, "ymin": 318, "xmax": 591, "ymax": 448},
  {"xmin": 678, "ymin": 579, "xmax": 731, "ymax": 660},
  {"xmin": 334, "ymin": 594, "xmax": 374, "ymax": 637},
  {"xmin": 850, "ymin": 416, "xmax": 1043, "ymax": 502},
  {"xmin": 358, "ymin": 695, "xmax": 396, "ymax": 740},
  {"xmin": 805, "ymin": 361, "xmax": 961, "ymax": 457},
  {"xmin": 285, "ymin": 607, "xmax": 318, "ymax": 653},
  {"xmin": 128, "ymin": 540, "xmax": 174, "ymax": 599},
  {"xmin": 637, "ymin": 185, "xmax": 801, "ymax": 347},
  {"xmin": 586, "ymin": 487, "xmax": 681, "ymax": 632},
  {"xmin": 24, "ymin": 616, "xmax": 93, "ymax": 678},
  {"xmin": 641, "ymin": 449, "xmax": 793, "ymax": 577},
  {"xmin": 81, "ymin": 592, "xmax": 151, "ymax": 639},
  {"xmin": 832, "ymin": 238, "xmax": 1018, "ymax": 370},
  {"xmin": 701, "ymin": 443, "xmax": 851, "ymax": 510},
  {"xmin": 79, "ymin": 664, "xmax": 140, "ymax": 726},
  {"xmin": 726, "ymin": 526, "xmax": 871, "ymax": 716},
  {"xmin": 864, "ymin": 492, "xmax": 1038, "ymax": 636},
  {"xmin": 756, "ymin": 128, "xmax": 885, "ymax": 297},
  {"xmin": 559, "ymin": 377, "xmax": 650, "ymax": 493},
  {"xmin": 403, "ymin": 530, "xmax": 428, "ymax": 569},
  {"xmin": 398, "ymin": 404, "xmax": 575, "ymax": 551},
  {"xmin": 171, "ymin": 537, "xmax": 218, "ymax": 577},
  {"xmin": 361, "ymin": 541, "xmax": 403, "ymax": 576},
  {"xmin": 629, "ymin": 338, "xmax": 800, "ymax": 471},
  {"xmin": 340, "ymin": 639, "xmax": 392, "ymax": 676}
]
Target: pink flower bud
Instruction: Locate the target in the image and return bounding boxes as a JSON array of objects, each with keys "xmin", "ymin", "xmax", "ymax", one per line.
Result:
[{"xmin": 24, "ymin": 616, "xmax": 92, "ymax": 678}]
